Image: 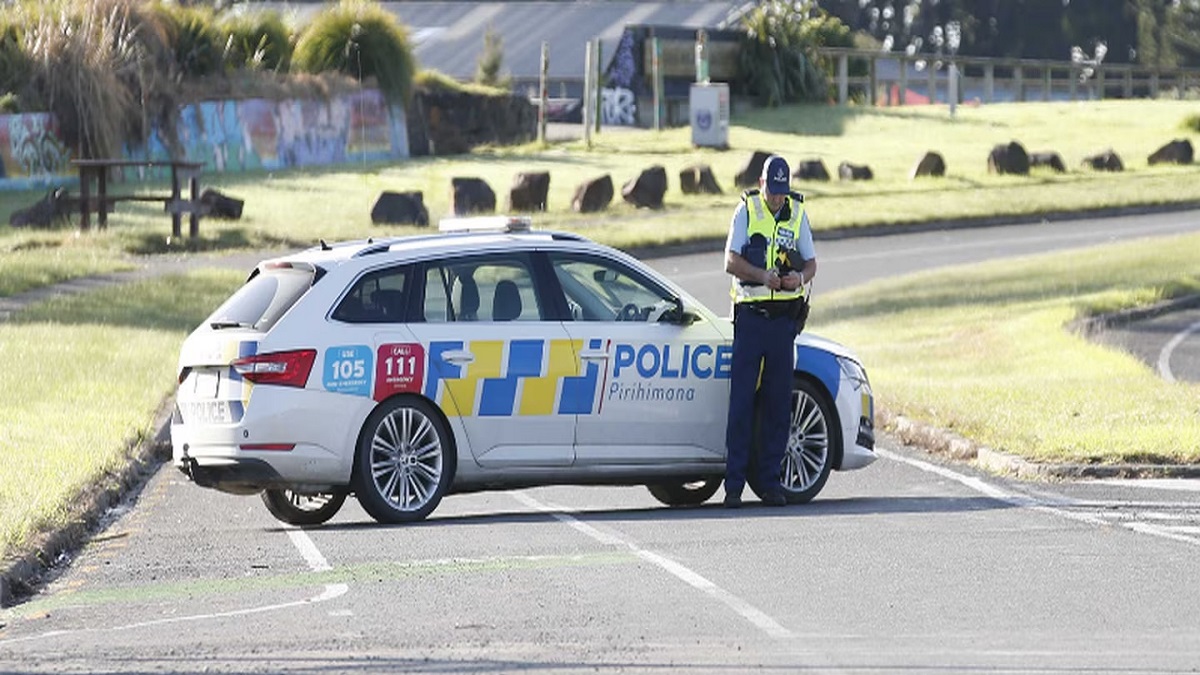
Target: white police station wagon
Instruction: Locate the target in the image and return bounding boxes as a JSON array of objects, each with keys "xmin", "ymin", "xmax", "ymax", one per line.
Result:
[{"xmin": 171, "ymin": 218, "xmax": 875, "ymax": 525}]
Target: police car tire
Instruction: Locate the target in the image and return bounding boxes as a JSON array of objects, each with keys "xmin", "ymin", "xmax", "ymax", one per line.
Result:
[
  {"xmin": 353, "ymin": 397, "xmax": 456, "ymax": 524},
  {"xmin": 778, "ymin": 377, "xmax": 838, "ymax": 504},
  {"xmin": 260, "ymin": 489, "xmax": 347, "ymax": 526},
  {"xmin": 646, "ymin": 479, "xmax": 722, "ymax": 507}
]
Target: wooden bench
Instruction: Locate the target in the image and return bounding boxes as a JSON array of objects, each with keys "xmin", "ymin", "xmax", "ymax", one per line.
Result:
[{"xmin": 71, "ymin": 159, "xmax": 205, "ymax": 238}]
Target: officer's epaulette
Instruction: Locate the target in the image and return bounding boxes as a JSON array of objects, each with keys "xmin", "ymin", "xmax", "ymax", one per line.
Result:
[
  {"xmin": 789, "ymin": 190, "xmax": 804, "ymax": 203},
  {"xmin": 740, "ymin": 188, "xmax": 760, "ymax": 200}
]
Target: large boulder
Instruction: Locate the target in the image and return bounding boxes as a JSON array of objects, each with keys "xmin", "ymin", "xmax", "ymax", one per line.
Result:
[
  {"xmin": 837, "ymin": 161, "xmax": 873, "ymax": 181},
  {"xmin": 1029, "ymin": 151, "xmax": 1066, "ymax": 173},
  {"xmin": 451, "ymin": 177, "xmax": 496, "ymax": 215},
  {"xmin": 679, "ymin": 164, "xmax": 722, "ymax": 195},
  {"xmin": 371, "ymin": 191, "xmax": 429, "ymax": 226},
  {"xmin": 621, "ymin": 165, "xmax": 668, "ymax": 209},
  {"xmin": 795, "ymin": 159, "xmax": 831, "ymax": 181},
  {"xmin": 733, "ymin": 150, "xmax": 773, "ymax": 189},
  {"xmin": 988, "ymin": 141, "xmax": 1030, "ymax": 175},
  {"xmin": 509, "ymin": 171, "xmax": 550, "ymax": 212},
  {"xmin": 911, "ymin": 151, "xmax": 946, "ymax": 179},
  {"xmin": 572, "ymin": 174, "xmax": 613, "ymax": 213},
  {"xmin": 199, "ymin": 188, "xmax": 244, "ymax": 220},
  {"xmin": 1148, "ymin": 139, "xmax": 1194, "ymax": 166},
  {"xmin": 1082, "ymin": 149, "xmax": 1124, "ymax": 172},
  {"xmin": 9, "ymin": 188, "xmax": 71, "ymax": 229}
]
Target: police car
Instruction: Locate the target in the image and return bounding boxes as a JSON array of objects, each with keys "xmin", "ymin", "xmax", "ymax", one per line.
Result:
[{"xmin": 171, "ymin": 217, "xmax": 875, "ymax": 525}]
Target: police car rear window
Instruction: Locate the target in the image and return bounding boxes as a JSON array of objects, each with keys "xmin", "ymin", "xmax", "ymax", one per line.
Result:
[{"xmin": 206, "ymin": 265, "xmax": 318, "ymax": 331}]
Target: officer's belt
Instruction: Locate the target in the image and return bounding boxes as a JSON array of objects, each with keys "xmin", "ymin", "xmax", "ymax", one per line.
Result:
[
  {"xmin": 735, "ymin": 299, "xmax": 797, "ymax": 319},
  {"xmin": 735, "ymin": 284, "xmax": 805, "ymax": 302}
]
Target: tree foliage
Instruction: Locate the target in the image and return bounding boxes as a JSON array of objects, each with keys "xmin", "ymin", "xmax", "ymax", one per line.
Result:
[
  {"xmin": 738, "ymin": 0, "xmax": 853, "ymax": 106},
  {"xmin": 474, "ymin": 25, "xmax": 510, "ymax": 90}
]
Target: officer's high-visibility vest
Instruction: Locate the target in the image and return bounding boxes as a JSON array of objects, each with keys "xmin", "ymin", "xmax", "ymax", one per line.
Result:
[{"xmin": 732, "ymin": 190, "xmax": 807, "ymax": 304}]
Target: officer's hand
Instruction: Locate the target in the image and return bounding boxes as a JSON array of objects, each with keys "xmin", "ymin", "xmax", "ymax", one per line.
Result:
[
  {"xmin": 780, "ymin": 271, "xmax": 802, "ymax": 291},
  {"xmin": 761, "ymin": 268, "xmax": 782, "ymax": 290}
]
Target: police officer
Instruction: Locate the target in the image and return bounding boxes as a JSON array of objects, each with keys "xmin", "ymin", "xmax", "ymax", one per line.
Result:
[{"xmin": 723, "ymin": 155, "xmax": 816, "ymax": 508}]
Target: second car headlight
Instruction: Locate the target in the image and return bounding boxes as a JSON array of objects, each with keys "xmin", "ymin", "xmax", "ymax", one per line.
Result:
[{"xmin": 837, "ymin": 356, "xmax": 870, "ymax": 391}]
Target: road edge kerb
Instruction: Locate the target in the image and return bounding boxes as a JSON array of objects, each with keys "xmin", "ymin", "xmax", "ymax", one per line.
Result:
[
  {"xmin": 882, "ymin": 409, "xmax": 1200, "ymax": 481},
  {"xmin": 0, "ymin": 401, "xmax": 175, "ymax": 609}
]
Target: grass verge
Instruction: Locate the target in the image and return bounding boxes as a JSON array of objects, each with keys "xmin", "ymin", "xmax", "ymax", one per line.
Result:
[
  {"xmin": 0, "ymin": 269, "xmax": 244, "ymax": 567},
  {"xmin": 3, "ymin": 100, "xmax": 1200, "ymax": 290},
  {"xmin": 814, "ymin": 231, "xmax": 1200, "ymax": 464}
]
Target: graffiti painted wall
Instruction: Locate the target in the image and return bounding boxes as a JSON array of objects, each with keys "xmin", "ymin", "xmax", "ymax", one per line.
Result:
[
  {"xmin": 0, "ymin": 114, "xmax": 73, "ymax": 188},
  {"xmin": 0, "ymin": 90, "xmax": 409, "ymax": 190}
]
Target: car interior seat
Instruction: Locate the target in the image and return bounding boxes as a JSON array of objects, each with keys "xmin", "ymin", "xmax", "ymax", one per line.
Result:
[
  {"xmin": 459, "ymin": 275, "xmax": 480, "ymax": 321},
  {"xmin": 492, "ymin": 280, "xmax": 522, "ymax": 321}
]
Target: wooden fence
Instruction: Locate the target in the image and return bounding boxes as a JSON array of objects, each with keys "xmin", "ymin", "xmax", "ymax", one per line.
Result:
[{"xmin": 818, "ymin": 47, "xmax": 1200, "ymax": 106}]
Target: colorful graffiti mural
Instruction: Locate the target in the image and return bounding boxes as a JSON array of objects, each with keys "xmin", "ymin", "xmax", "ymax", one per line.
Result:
[
  {"xmin": 0, "ymin": 90, "xmax": 409, "ymax": 190},
  {"xmin": 0, "ymin": 113, "xmax": 72, "ymax": 187}
]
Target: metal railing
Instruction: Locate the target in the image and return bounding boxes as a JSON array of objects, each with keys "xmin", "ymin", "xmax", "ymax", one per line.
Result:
[{"xmin": 818, "ymin": 47, "xmax": 1200, "ymax": 106}]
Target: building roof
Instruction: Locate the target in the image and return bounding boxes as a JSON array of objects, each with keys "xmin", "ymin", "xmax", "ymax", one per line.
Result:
[{"xmin": 250, "ymin": 1, "xmax": 750, "ymax": 81}]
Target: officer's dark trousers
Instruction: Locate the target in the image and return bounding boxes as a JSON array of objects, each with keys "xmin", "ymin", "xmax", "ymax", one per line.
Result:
[{"xmin": 724, "ymin": 305, "xmax": 795, "ymax": 497}]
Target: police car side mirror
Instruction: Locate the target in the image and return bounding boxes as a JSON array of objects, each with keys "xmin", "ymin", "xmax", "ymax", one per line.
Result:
[{"xmin": 659, "ymin": 298, "xmax": 698, "ymax": 326}]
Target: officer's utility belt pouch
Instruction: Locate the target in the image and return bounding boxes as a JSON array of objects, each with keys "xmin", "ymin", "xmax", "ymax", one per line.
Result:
[{"xmin": 791, "ymin": 296, "xmax": 810, "ymax": 334}]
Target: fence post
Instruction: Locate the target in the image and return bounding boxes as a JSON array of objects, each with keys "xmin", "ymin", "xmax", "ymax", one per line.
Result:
[
  {"xmin": 1097, "ymin": 67, "xmax": 1106, "ymax": 100},
  {"xmin": 1151, "ymin": 69, "xmax": 1160, "ymax": 99},
  {"xmin": 1124, "ymin": 67, "xmax": 1133, "ymax": 98},
  {"xmin": 1015, "ymin": 65, "xmax": 1025, "ymax": 102},
  {"xmin": 1042, "ymin": 64, "xmax": 1051, "ymax": 101},
  {"xmin": 1069, "ymin": 65, "xmax": 1077, "ymax": 101},
  {"xmin": 949, "ymin": 62, "xmax": 958, "ymax": 116},
  {"xmin": 867, "ymin": 55, "xmax": 877, "ymax": 105},
  {"xmin": 583, "ymin": 40, "xmax": 593, "ymax": 149},
  {"xmin": 984, "ymin": 63, "xmax": 994, "ymax": 103},
  {"xmin": 898, "ymin": 55, "xmax": 908, "ymax": 105},
  {"xmin": 538, "ymin": 42, "xmax": 548, "ymax": 144},
  {"xmin": 594, "ymin": 39, "xmax": 603, "ymax": 134},
  {"xmin": 838, "ymin": 53, "xmax": 848, "ymax": 105},
  {"xmin": 928, "ymin": 60, "xmax": 936, "ymax": 103},
  {"xmin": 652, "ymin": 37, "xmax": 663, "ymax": 130}
]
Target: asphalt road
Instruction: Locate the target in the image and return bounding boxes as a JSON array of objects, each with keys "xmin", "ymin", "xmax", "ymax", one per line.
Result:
[{"xmin": 1, "ymin": 212, "xmax": 1199, "ymax": 674}]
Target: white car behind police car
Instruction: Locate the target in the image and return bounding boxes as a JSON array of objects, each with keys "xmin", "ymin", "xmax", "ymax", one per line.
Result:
[{"xmin": 171, "ymin": 218, "xmax": 875, "ymax": 525}]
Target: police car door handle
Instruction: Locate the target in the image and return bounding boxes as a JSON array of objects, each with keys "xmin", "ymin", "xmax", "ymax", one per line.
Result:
[
  {"xmin": 579, "ymin": 349, "xmax": 608, "ymax": 361},
  {"xmin": 441, "ymin": 350, "xmax": 474, "ymax": 365}
]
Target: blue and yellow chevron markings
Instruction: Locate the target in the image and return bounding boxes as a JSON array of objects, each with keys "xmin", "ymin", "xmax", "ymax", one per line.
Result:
[
  {"xmin": 424, "ymin": 338, "xmax": 600, "ymax": 417},
  {"xmin": 225, "ymin": 340, "xmax": 257, "ymax": 422}
]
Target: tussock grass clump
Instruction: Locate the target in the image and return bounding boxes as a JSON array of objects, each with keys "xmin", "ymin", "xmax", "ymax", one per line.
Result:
[
  {"xmin": 219, "ymin": 10, "xmax": 292, "ymax": 73},
  {"xmin": 152, "ymin": 2, "xmax": 222, "ymax": 78},
  {"xmin": 293, "ymin": 0, "xmax": 416, "ymax": 104}
]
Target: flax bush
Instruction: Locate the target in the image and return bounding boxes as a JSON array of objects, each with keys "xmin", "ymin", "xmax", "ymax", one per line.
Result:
[{"xmin": 292, "ymin": 0, "xmax": 416, "ymax": 104}]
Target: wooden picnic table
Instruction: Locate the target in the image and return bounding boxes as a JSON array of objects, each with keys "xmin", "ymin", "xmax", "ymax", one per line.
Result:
[{"xmin": 71, "ymin": 159, "xmax": 205, "ymax": 238}]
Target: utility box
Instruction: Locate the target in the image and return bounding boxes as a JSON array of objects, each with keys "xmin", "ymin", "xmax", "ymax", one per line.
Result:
[{"xmin": 690, "ymin": 83, "xmax": 729, "ymax": 148}]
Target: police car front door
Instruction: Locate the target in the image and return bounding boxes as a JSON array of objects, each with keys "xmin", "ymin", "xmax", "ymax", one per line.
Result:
[{"xmin": 550, "ymin": 253, "xmax": 730, "ymax": 465}]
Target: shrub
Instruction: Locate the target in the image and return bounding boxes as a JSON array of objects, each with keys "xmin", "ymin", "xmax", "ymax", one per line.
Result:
[
  {"xmin": 736, "ymin": 0, "xmax": 848, "ymax": 106},
  {"xmin": 474, "ymin": 26, "xmax": 511, "ymax": 90},
  {"xmin": 0, "ymin": 19, "xmax": 31, "ymax": 103},
  {"xmin": 220, "ymin": 10, "xmax": 292, "ymax": 73},
  {"xmin": 1182, "ymin": 112, "xmax": 1200, "ymax": 133},
  {"xmin": 154, "ymin": 2, "xmax": 223, "ymax": 78},
  {"xmin": 416, "ymin": 69, "xmax": 509, "ymax": 97},
  {"xmin": 293, "ymin": 0, "xmax": 416, "ymax": 103}
]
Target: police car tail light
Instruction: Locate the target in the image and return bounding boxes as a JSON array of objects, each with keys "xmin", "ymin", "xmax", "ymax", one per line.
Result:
[{"xmin": 233, "ymin": 349, "xmax": 316, "ymax": 388}]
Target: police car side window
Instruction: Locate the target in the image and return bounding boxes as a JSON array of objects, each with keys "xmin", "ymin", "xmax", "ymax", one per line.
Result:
[
  {"xmin": 423, "ymin": 255, "xmax": 543, "ymax": 323},
  {"xmin": 332, "ymin": 267, "xmax": 408, "ymax": 323},
  {"xmin": 550, "ymin": 255, "xmax": 672, "ymax": 322}
]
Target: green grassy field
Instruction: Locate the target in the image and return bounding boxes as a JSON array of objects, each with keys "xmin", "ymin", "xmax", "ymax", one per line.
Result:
[{"xmin": 2, "ymin": 99, "xmax": 1200, "ymax": 571}]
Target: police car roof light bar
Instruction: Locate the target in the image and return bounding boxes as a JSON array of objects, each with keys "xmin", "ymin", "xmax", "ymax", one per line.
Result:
[{"xmin": 437, "ymin": 215, "xmax": 532, "ymax": 234}]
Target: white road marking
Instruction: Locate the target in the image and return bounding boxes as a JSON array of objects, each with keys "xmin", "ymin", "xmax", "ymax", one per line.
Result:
[
  {"xmin": 1091, "ymin": 479, "xmax": 1200, "ymax": 493},
  {"xmin": 511, "ymin": 491, "xmax": 796, "ymax": 640},
  {"xmin": 1156, "ymin": 317, "xmax": 1200, "ymax": 382},
  {"xmin": 879, "ymin": 448, "xmax": 1200, "ymax": 547},
  {"xmin": 0, "ymin": 527, "xmax": 348, "ymax": 646}
]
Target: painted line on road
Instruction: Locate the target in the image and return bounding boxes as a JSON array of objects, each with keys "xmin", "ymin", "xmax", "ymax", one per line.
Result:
[
  {"xmin": 879, "ymin": 448, "xmax": 1200, "ymax": 548},
  {"xmin": 511, "ymin": 491, "xmax": 796, "ymax": 640},
  {"xmin": 0, "ymin": 527, "xmax": 348, "ymax": 646},
  {"xmin": 1156, "ymin": 317, "xmax": 1200, "ymax": 382}
]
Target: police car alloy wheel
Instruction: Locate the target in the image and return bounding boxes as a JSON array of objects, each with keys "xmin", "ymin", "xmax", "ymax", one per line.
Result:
[
  {"xmin": 260, "ymin": 489, "xmax": 347, "ymax": 526},
  {"xmin": 780, "ymin": 377, "xmax": 837, "ymax": 504},
  {"xmin": 353, "ymin": 397, "xmax": 455, "ymax": 524},
  {"xmin": 646, "ymin": 479, "xmax": 722, "ymax": 506}
]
